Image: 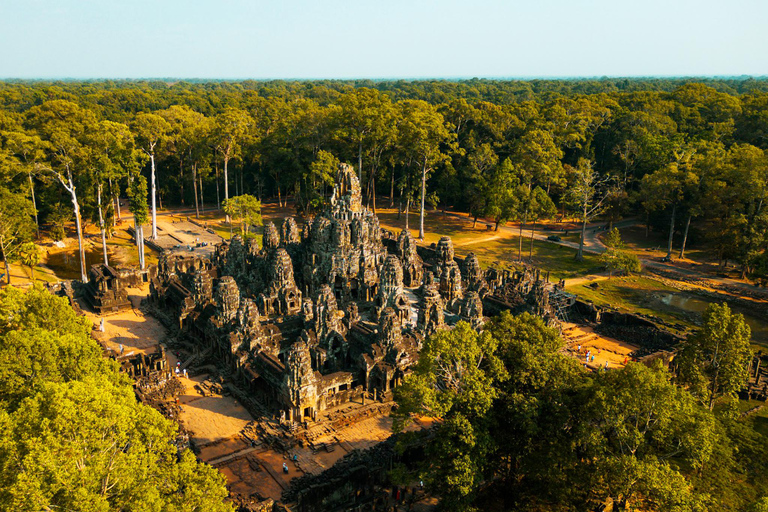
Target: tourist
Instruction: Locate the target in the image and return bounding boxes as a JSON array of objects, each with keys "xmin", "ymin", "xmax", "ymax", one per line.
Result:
[
  {"xmin": 283, "ymin": 462, "xmax": 289, "ymax": 473},
  {"xmin": 99, "ymin": 318, "xmax": 105, "ymax": 332}
]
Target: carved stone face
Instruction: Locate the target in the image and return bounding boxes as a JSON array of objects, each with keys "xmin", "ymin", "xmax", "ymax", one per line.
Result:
[
  {"xmin": 263, "ymin": 222, "xmax": 280, "ymax": 252},
  {"xmin": 436, "ymin": 236, "xmax": 455, "ymax": 265}
]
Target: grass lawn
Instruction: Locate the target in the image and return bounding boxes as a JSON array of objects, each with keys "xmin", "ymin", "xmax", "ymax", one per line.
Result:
[
  {"xmin": 376, "ymin": 208, "xmax": 601, "ymax": 280},
  {"xmin": 567, "ymin": 275, "xmax": 697, "ymax": 330},
  {"xmin": 614, "ymin": 225, "xmax": 712, "ymax": 264}
]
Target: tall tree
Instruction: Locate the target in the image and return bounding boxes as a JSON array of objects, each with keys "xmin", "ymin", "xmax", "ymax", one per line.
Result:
[
  {"xmin": 132, "ymin": 113, "xmax": 170, "ymax": 240},
  {"xmin": 0, "ymin": 190, "xmax": 35, "ymax": 284},
  {"xmin": 25, "ymin": 100, "xmax": 95, "ymax": 282},
  {"xmin": 527, "ymin": 186, "xmax": 556, "ymax": 260},
  {"xmin": 640, "ymin": 147, "xmax": 699, "ymax": 260},
  {"xmin": 567, "ymin": 158, "xmax": 613, "ymax": 261},
  {"xmin": 213, "ymin": 108, "xmax": 251, "ymax": 222},
  {"xmin": 398, "ymin": 100, "xmax": 453, "ymax": 240},
  {"xmin": 677, "ymin": 303, "xmax": 753, "ymax": 410},
  {"xmin": 127, "ymin": 172, "xmax": 149, "ymax": 269},
  {"xmin": 89, "ymin": 120, "xmax": 140, "ymax": 266}
]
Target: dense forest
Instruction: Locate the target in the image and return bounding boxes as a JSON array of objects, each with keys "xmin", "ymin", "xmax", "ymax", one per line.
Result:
[
  {"xmin": 0, "ymin": 77, "xmax": 767, "ymax": 282},
  {"xmin": 0, "ymin": 78, "xmax": 767, "ymax": 511},
  {"xmin": 393, "ymin": 307, "xmax": 762, "ymax": 511}
]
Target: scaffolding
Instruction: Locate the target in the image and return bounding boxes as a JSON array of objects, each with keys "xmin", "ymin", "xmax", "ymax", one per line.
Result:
[{"xmin": 549, "ymin": 289, "xmax": 576, "ymax": 324}]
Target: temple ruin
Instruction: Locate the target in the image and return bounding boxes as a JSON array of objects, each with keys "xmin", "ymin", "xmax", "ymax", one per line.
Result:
[{"xmin": 150, "ymin": 163, "xmax": 570, "ymax": 424}]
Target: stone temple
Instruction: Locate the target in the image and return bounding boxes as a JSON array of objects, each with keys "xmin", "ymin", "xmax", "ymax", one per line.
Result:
[{"xmin": 150, "ymin": 163, "xmax": 568, "ymax": 423}]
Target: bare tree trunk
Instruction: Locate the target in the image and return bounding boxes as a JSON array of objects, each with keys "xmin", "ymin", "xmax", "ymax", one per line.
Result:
[
  {"xmin": 666, "ymin": 203, "xmax": 676, "ymax": 259},
  {"xmin": 576, "ymin": 207, "xmax": 587, "ymax": 262},
  {"xmin": 97, "ymin": 183, "xmax": 109, "ymax": 267},
  {"xmin": 29, "ymin": 171, "xmax": 39, "ymax": 238},
  {"xmin": 358, "ymin": 140, "xmax": 363, "ymax": 183},
  {"xmin": 371, "ymin": 169, "xmax": 377, "ymax": 215},
  {"xmin": 150, "ymin": 152, "xmax": 158, "ymax": 240},
  {"xmin": 519, "ymin": 210, "xmax": 528, "ymax": 261},
  {"xmin": 215, "ymin": 166, "xmax": 220, "ymax": 211},
  {"xmin": 405, "ymin": 197, "xmax": 410, "ymax": 231},
  {"xmin": 192, "ymin": 163, "xmax": 200, "ymax": 218},
  {"xmin": 71, "ymin": 184, "xmax": 88, "ymax": 283},
  {"xmin": 223, "ymin": 156, "xmax": 230, "ymax": 222},
  {"xmin": 390, "ymin": 167, "xmax": 395, "ymax": 207},
  {"xmin": 0, "ymin": 236, "xmax": 10, "ymax": 285},
  {"xmin": 277, "ymin": 186, "xmax": 282, "ymax": 208},
  {"xmin": 135, "ymin": 223, "xmax": 145, "ymax": 270},
  {"xmin": 418, "ymin": 158, "xmax": 427, "ymax": 240},
  {"xmin": 179, "ymin": 158, "xmax": 185, "ymax": 206},
  {"xmin": 199, "ymin": 174, "xmax": 205, "ymax": 213},
  {"xmin": 529, "ymin": 219, "xmax": 536, "ymax": 261},
  {"xmin": 679, "ymin": 214, "xmax": 691, "ymax": 259},
  {"xmin": 109, "ymin": 176, "xmax": 120, "ymax": 226}
]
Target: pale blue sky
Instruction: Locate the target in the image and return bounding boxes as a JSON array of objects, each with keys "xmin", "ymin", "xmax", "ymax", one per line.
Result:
[{"xmin": 0, "ymin": 0, "xmax": 766, "ymax": 79}]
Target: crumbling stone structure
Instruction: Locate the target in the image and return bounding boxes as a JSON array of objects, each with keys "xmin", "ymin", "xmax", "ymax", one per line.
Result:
[
  {"xmin": 375, "ymin": 255, "xmax": 411, "ymax": 325},
  {"xmin": 301, "ymin": 163, "xmax": 388, "ymax": 304},
  {"xmin": 151, "ymin": 163, "xmax": 546, "ymax": 425},
  {"xmin": 483, "ymin": 266, "xmax": 573, "ymax": 326},
  {"xmin": 396, "ymin": 229, "xmax": 423, "ymax": 287},
  {"xmin": 83, "ymin": 264, "xmax": 132, "ymax": 314}
]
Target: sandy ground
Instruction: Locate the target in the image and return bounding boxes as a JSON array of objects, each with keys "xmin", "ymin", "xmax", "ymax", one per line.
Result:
[
  {"xmin": 561, "ymin": 322, "xmax": 639, "ymax": 370},
  {"xmin": 87, "ymin": 284, "xmax": 167, "ymax": 355}
]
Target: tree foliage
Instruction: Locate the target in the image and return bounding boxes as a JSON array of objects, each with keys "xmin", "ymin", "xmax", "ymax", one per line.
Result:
[{"xmin": 0, "ymin": 286, "xmax": 234, "ymax": 512}]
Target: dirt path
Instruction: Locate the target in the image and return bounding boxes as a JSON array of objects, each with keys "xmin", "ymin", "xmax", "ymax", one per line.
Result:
[{"xmin": 454, "ymin": 235, "xmax": 504, "ymax": 247}]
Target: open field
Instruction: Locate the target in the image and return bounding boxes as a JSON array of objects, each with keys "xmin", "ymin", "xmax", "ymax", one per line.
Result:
[{"xmin": 376, "ymin": 208, "xmax": 603, "ymax": 280}]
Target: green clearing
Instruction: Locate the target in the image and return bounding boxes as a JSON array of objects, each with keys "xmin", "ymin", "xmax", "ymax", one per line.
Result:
[
  {"xmin": 376, "ymin": 209, "xmax": 602, "ymax": 280},
  {"xmin": 613, "ymin": 224, "xmax": 712, "ymax": 263},
  {"xmin": 568, "ymin": 276, "xmax": 697, "ymax": 329}
]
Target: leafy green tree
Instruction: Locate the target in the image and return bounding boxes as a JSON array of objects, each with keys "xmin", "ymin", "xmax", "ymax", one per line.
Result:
[
  {"xmin": 222, "ymin": 194, "xmax": 262, "ymax": 239},
  {"xmin": 527, "ymin": 186, "xmax": 556, "ymax": 260},
  {"xmin": 677, "ymin": 303, "xmax": 753, "ymax": 410},
  {"xmin": 567, "ymin": 158, "xmax": 613, "ymax": 261},
  {"xmin": 127, "ymin": 172, "xmax": 149, "ymax": 269},
  {"xmin": 484, "ymin": 158, "xmax": 521, "ymax": 232},
  {"xmin": 132, "ymin": 112, "xmax": 171, "ymax": 240},
  {"xmin": 25, "ymin": 100, "xmax": 97, "ymax": 282},
  {"xmin": 600, "ymin": 228, "xmax": 641, "ymax": 277},
  {"xmin": 397, "ymin": 100, "xmax": 454, "ymax": 240},
  {"xmin": 640, "ymin": 148, "xmax": 700, "ymax": 260},
  {"xmin": 579, "ymin": 363, "xmax": 717, "ymax": 511},
  {"xmin": 463, "ymin": 143, "xmax": 498, "ymax": 227},
  {"xmin": 393, "ymin": 322, "xmax": 505, "ymax": 510},
  {"xmin": 0, "ymin": 189, "xmax": 35, "ymax": 285},
  {"xmin": 89, "ymin": 120, "xmax": 142, "ymax": 266},
  {"xmin": 213, "ymin": 108, "xmax": 251, "ymax": 222},
  {"xmin": 0, "ymin": 377, "xmax": 233, "ymax": 512},
  {"xmin": 17, "ymin": 242, "xmax": 38, "ymax": 282},
  {"xmin": 302, "ymin": 150, "xmax": 338, "ymax": 213},
  {"xmin": 0, "ymin": 285, "xmax": 233, "ymax": 512}
]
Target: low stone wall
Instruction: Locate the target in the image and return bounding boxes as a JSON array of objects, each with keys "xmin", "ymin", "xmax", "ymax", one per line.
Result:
[
  {"xmin": 282, "ymin": 432, "xmax": 427, "ymax": 511},
  {"xmin": 572, "ymin": 299, "xmax": 683, "ymax": 354}
]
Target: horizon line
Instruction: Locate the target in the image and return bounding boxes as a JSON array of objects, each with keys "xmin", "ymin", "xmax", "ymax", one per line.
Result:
[{"xmin": 1, "ymin": 74, "xmax": 767, "ymax": 82}]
